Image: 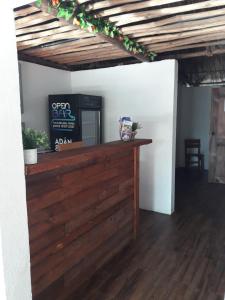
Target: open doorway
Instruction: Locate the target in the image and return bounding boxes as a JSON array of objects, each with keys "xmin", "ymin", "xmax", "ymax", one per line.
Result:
[
  {"xmin": 175, "ymin": 84, "xmax": 211, "ymax": 210},
  {"xmin": 176, "ymin": 85, "xmax": 211, "ymax": 174},
  {"xmin": 175, "ymin": 83, "xmax": 225, "ymax": 211}
]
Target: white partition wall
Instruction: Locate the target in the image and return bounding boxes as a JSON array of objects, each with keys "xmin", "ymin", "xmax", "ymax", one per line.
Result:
[
  {"xmin": 71, "ymin": 61, "xmax": 178, "ymax": 215},
  {"xmin": 0, "ymin": 2, "xmax": 32, "ymax": 300},
  {"xmin": 20, "ymin": 61, "xmax": 72, "ymax": 134}
]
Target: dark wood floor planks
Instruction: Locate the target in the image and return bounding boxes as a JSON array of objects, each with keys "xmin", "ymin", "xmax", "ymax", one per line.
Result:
[{"xmin": 70, "ymin": 169, "xmax": 225, "ymax": 300}]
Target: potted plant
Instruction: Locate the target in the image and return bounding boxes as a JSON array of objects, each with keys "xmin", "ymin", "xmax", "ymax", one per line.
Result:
[
  {"xmin": 119, "ymin": 117, "xmax": 142, "ymax": 141},
  {"xmin": 131, "ymin": 122, "xmax": 142, "ymax": 140},
  {"xmin": 22, "ymin": 128, "xmax": 49, "ymax": 164}
]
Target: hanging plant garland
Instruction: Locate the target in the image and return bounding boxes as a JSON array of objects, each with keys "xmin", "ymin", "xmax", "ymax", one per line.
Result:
[
  {"xmin": 36, "ymin": 0, "xmax": 157, "ymax": 61},
  {"xmin": 36, "ymin": 0, "xmax": 77, "ymax": 20}
]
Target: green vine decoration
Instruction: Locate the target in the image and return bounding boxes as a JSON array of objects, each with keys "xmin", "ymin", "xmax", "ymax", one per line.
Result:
[{"xmin": 36, "ymin": 0, "xmax": 157, "ymax": 61}]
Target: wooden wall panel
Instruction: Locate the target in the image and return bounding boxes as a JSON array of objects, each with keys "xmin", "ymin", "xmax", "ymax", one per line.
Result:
[{"xmin": 25, "ymin": 141, "xmax": 152, "ymax": 299}]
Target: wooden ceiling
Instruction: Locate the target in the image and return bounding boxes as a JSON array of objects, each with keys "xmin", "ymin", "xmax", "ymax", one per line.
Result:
[{"xmin": 14, "ymin": 0, "xmax": 225, "ymax": 71}]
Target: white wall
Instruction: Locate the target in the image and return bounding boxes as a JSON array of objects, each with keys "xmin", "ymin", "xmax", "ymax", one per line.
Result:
[
  {"xmin": 20, "ymin": 61, "xmax": 71, "ymax": 134},
  {"xmin": 0, "ymin": 232, "xmax": 6, "ymax": 300},
  {"xmin": 20, "ymin": 60, "xmax": 178, "ymax": 215},
  {"xmin": 176, "ymin": 86, "xmax": 211, "ymax": 169},
  {"xmin": 71, "ymin": 61, "xmax": 178, "ymax": 215},
  {"xmin": 0, "ymin": 2, "xmax": 32, "ymax": 300}
]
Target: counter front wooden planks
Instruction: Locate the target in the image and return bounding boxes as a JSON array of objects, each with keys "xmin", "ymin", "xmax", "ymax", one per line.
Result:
[{"xmin": 25, "ymin": 139, "xmax": 152, "ymax": 299}]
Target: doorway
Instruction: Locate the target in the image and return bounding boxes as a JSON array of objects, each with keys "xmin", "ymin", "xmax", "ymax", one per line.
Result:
[
  {"xmin": 176, "ymin": 84, "xmax": 211, "ymax": 210},
  {"xmin": 175, "ymin": 84, "xmax": 225, "ymax": 210},
  {"xmin": 176, "ymin": 85, "xmax": 211, "ymax": 174}
]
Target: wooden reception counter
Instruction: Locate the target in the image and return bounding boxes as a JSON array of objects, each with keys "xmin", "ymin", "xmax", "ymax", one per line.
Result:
[{"xmin": 25, "ymin": 139, "xmax": 152, "ymax": 300}]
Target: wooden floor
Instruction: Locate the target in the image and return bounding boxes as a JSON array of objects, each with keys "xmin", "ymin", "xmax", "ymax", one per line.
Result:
[{"xmin": 70, "ymin": 169, "xmax": 225, "ymax": 300}]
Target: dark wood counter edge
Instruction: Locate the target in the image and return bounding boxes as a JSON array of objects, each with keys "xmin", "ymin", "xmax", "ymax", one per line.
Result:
[{"xmin": 25, "ymin": 139, "xmax": 152, "ymax": 176}]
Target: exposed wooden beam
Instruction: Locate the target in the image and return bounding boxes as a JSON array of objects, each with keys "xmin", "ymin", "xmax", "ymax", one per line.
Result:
[
  {"xmin": 66, "ymin": 53, "xmax": 132, "ymax": 65},
  {"xmin": 70, "ymin": 57, "xmax": 139, "ymax": 71},
  {"xmin": 91, "ymin": 34, "xmax": 147, "ymax": 62},
  {"xmin": 18, "ymin": 52, "xmax": 72, "ymax": 71},
  {"xmin": 33, "ymin": 0, "xmax": 148, "ymax": 62}
]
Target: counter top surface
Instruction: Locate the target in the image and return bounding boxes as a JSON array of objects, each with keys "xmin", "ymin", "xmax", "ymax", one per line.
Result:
[{"xmin": 25, "ymin": 139, "xmax": 152, "ymax": 176}]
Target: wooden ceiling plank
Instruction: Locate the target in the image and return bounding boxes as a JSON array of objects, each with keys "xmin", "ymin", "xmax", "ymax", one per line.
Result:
[
  {"xmin": 43, "ymin": 43, "xmax": 112, "ymax": 58},
  {"xmin": 156, "ymin": 40, "xmax": 225, "ymax": 53},
  {"xmin": 52, "ymin": 48, "xmax": 126, "ymax": 59},
  {"xmin": 86, "ymin": 0, "xmax": 145, "ymax": 11},
  {"xmin": 137, "ymin": 24, "xmax": 225, "ymax": 44},
  {"xmin": 147, "ymin": 32, "xmax": 225, "ymax": 52},
  {"xmin": 16, "ymin": 21, "xmax": 61, "ymax": 36},
  {"xmin": 53, "ymin": 47, "xmax": 125, "ymax": 59},
  {"xmin": 121, "ymin": 7, "xmax": 225, "ymax": 33},
  {"xmin": 17, "ymin": 30, "xmax": 94, "ymax": 51},
  {"xmin": 110, "ymin": 0, "xmax": 225, "ymax": 26},
  {"xmin": 16, "ymin": 13, "xmax": 55, "ymax": 29},
  {"xmin": 49, "ymin": 47, "xmax": 125, "ymax": 61},
  {"xmin": 95, "ymin": 0, "xmax": 184, "ymax": 17},
  {"xmin": 16, "ymin": 11, "xmax": 51, "ymax": 24},
  {"xmin": 130, "ymin": 15, "xmax": 225, "ymax": 38},
  {"xmin": 22, "ymin": 37, "xmax": 104, "ymax": 56},
  {"xmin": 150, "ymin": 33, "xmax": 225, "ymax": 51},
  {"xmin": 14, "ymin": 6, "xmax": 40, "ymax": 18},
  {"xmin": 52, "ymin": 52, "xmax": 130, "ymax": 64},
  {"xmin": 17, "ymin": 25, "xmax": 75, "ymax": 42},
  {"xmin": 162, "ymin": 48, "xmax": 225, "ymax": 60}
]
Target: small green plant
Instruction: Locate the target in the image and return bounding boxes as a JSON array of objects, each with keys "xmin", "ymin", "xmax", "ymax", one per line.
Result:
[
  {"xmin": 132, "ymin": 122, "xmax": 142, "ymax": 132},
  {"xmin": 22, "ymin": 128, "xmax": 49, "ymax": 150}
]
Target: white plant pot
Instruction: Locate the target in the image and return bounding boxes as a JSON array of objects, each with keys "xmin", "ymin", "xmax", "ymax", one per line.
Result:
[{"xmin": 24, "ymin": 149, "xmax": 37, "ymax": 165}]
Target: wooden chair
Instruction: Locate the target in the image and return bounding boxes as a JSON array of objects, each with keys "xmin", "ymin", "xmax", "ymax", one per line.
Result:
[
  {"xmin": 58, "ymin": 141, "xmax": 85, "ymax": 152},
  {"xmin": 185, "ymin": 139, "xmax": 204, "ymax": 170}
]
